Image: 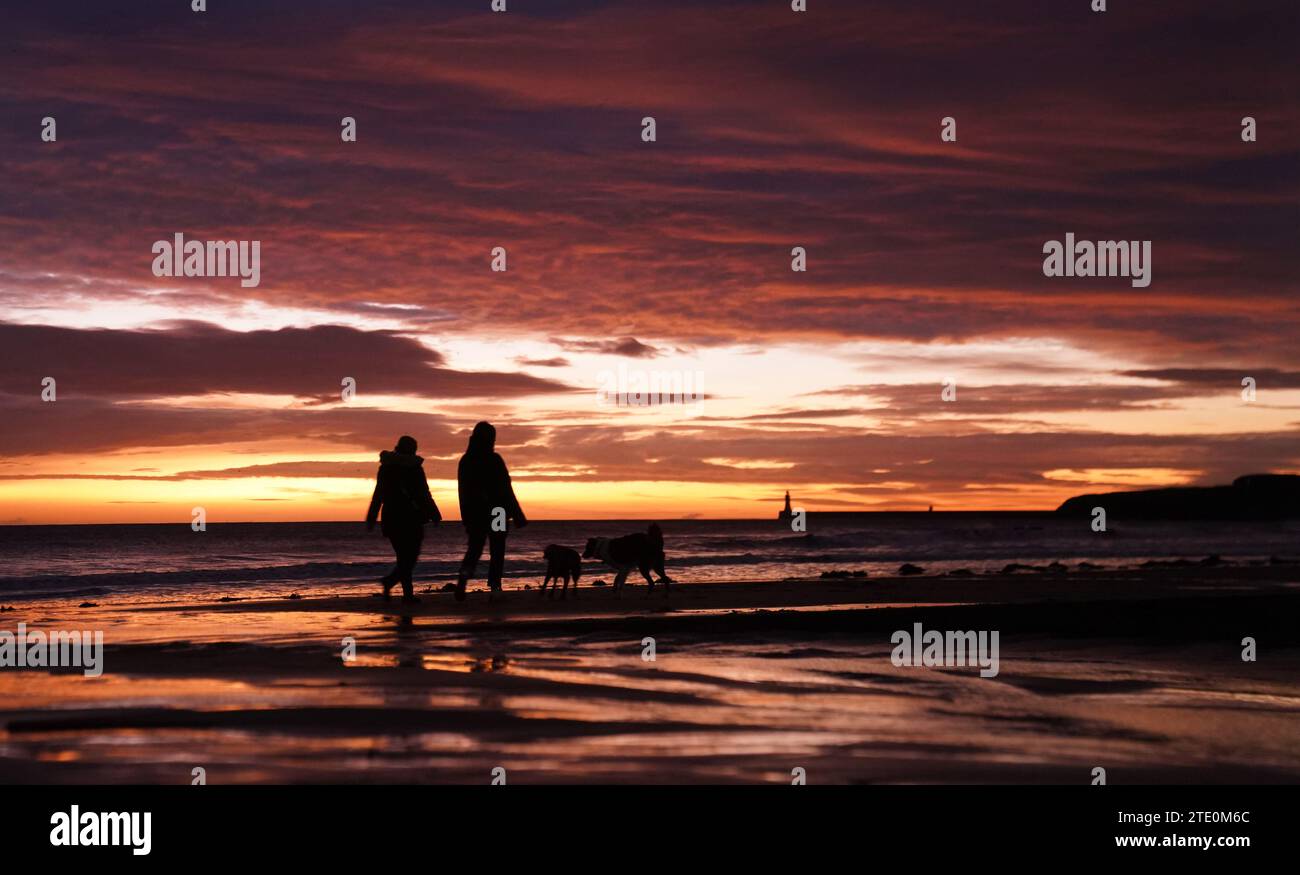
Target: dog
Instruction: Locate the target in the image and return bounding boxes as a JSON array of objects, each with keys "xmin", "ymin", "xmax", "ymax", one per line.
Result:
[
  {"xmin": 540, "ymin": 544, "xmax": 582, "ymax": 599},
  {"xmin": 582, "ymin": 523, "xmax": 673, "ymax": 597}
]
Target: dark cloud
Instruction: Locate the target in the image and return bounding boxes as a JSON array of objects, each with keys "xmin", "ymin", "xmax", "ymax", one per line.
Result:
[
  {"xmin": 699, "ymin": 408, "xmax": 863, "ymax": 422},
  {"xmin": 5, "ymin": 389, "xmax": 1297, "ymax": 501},
  {"xmin": 0, "ymin": 322, "xmax": 575, "ymax": 400},
  {"xmin": 515, "ymin": 356, "xmax": 571, "ymax": 368},
  {"xmin": 0, "ymin": 394, "xmax": 454, "ymax": 457},
  {"xmin": 809, "ymin": 383, "xmax": 1201, "ymax": 416},
  {"xmin": 0, "ymin": 461, "xmax": 377, "ymax": 481},
  {"xmin": 551, "ymin": 337, "xmax": 662, "ymax": 358},
  {"xmin": 0, "ymin": 0, "xmax": 1292, "ymax": 358},
  {"xmin": 458, "ymin": 424, "xmax": 1300, "ymax": 492},
  {"xmin": 1122, "ymin": 369, "xmax": 1300, "ymax": 390}
]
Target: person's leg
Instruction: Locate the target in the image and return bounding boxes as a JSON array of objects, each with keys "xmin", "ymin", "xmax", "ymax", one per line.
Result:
[
  {"xmin": 398, "ymin": 529, "xmax": 423, "ymax": 600},
  {"xmin": 460, "ymin": 528, "xmax": 487, "ymax": 579},
  {"xmin": 487, "ymin": 532, "xmax": 507, "ymax": 591},
  {"xmin": 383, "ymin": 536, "xmax": 404, "ymax": 600},
  {"xmin": 456, "ymin": 528, "xmax": 487, "ymax": 601}
]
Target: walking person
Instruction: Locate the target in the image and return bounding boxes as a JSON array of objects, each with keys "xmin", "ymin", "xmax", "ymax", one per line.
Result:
[
  {"xmin": 455, "ymin": 421, "xmax": 526, "ymax": 601},
  {"xmin": 366, "ymin": 435, "xmax": 441, "ymax": 603}
]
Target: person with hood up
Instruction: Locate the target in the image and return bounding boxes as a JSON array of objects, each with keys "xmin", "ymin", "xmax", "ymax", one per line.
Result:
[
  {"xmin": 455, "ymin": 421, "xmax": 526, "ymax": 601},
  {"xmin": 366, "ymin": 435, "xmax": 441, "ymax": 603}
]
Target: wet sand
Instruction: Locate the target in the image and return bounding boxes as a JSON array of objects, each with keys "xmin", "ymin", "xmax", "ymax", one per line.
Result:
[{"xmin": 2, "ymin": 565, "xmax": 1299, "ymax": 783}]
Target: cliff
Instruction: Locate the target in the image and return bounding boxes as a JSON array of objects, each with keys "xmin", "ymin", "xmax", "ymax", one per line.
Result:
[{"xmin": 1055, "ymin": 474, "xmax": 1300, "ymax": 520}]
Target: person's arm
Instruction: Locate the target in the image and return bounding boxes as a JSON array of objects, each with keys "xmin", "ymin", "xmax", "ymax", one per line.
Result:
[
  {"xmin": 365, "ymin": 472, "xmax": 383, "ymax": 531},
  {"xmin": 418, "ymin": 468, "xmax": 441, "ymax": 523},
  {"xmin": 497, "ymin": 455, "xmax": 526, "ymax": 526}
]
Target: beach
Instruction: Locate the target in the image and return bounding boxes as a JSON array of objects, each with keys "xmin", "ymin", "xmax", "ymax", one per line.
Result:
[{"xmin": 3, "ymin": 560, "xmax": 1299, "ymax": 784}]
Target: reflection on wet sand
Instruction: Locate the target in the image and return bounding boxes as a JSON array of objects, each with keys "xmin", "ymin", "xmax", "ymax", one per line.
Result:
[{"xmin": 2, "ymin": 568, "xmax": 1300, "ymax": 783}]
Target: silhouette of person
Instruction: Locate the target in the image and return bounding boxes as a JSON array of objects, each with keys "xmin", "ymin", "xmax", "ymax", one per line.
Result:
[
  {"xmin": 455, "ymin": 421, "xmax": 526, "ymax": 601},
  {"xmin": 366, "ymin": 435, "xmax": 441, "ymax": 603}
]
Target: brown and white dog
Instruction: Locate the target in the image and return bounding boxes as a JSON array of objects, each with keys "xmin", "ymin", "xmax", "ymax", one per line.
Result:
[
  {"xmin": 582, "ymin": 523, "xmax": 673, "ymax": 597},
  {"xmin": 540, "ymin": 544, "xmax": 582, "ymax": 599}
]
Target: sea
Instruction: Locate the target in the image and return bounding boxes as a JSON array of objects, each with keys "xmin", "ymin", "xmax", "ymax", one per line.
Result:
[{"xmin": 0, "ymin": 514, "xmax": 1296, "ymax": 604}]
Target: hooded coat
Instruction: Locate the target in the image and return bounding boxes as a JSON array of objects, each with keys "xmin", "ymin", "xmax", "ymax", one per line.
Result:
[
  {"xmin": 457, "ymin": 423, "xmax": 523, "ymax": 532},
  {"xmin": 366, "ymin": 451, "xmax": 441, "ymax": 537}
]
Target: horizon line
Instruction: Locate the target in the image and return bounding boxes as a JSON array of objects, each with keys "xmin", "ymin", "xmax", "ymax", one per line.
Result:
[{"xmin": 0, "ymin": 510, "xmax": 1068, "ymax": 527}]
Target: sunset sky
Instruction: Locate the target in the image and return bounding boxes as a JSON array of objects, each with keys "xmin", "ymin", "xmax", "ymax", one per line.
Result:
[{"xmin": 1, "ymin": 0, "xmax": 1297, "ymax": 524}]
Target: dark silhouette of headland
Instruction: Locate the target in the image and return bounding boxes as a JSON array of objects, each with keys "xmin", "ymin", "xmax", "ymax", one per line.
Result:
[{"xmin": 1056, "ymin": 474, "xmax": 1300, "ymax": 520}]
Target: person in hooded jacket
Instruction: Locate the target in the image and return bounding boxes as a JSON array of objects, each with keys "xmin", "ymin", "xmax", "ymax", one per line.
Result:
[
  {"xmin": 366, "ymin": 435, "xmax": 441, "ymax": 603},
  {"xmin": 455, "ymin": 421, "xmax": 526, "ymax": 601}
]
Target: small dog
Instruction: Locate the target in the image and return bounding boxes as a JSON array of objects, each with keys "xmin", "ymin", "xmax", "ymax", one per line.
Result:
[
  {"xmin": 582, "ymin": 523, "xmax": 673, "ymax": 597},
  {"xmin": 540, "ymin": 544, "xmax": 582, "ymax": 599}
]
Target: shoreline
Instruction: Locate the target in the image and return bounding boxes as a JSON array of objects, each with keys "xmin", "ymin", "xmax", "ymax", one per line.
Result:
[{"xmin": 121, "ymin": 561, "xmax": 1300, "ymax": 623}]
